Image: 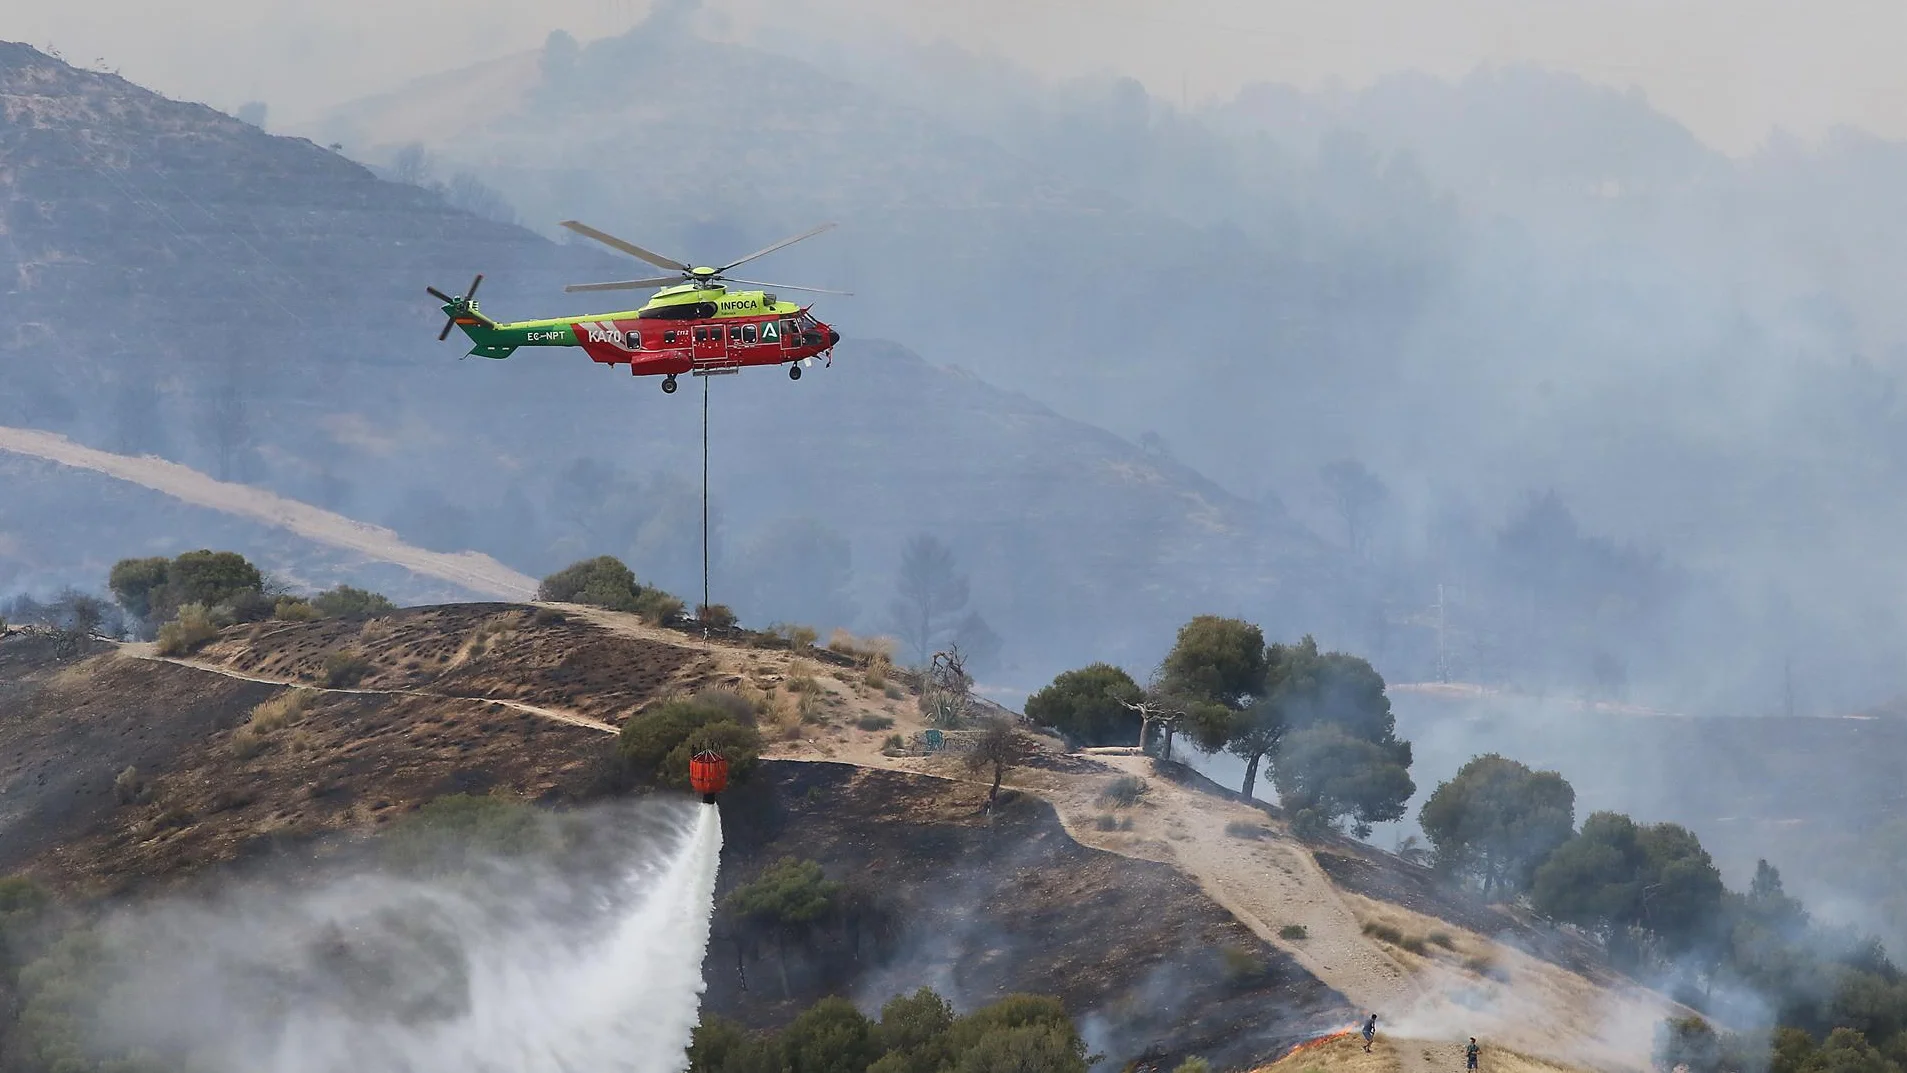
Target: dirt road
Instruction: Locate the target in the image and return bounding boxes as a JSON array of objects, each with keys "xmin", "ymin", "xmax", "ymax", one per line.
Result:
[{"xmin": 0, "ymin": 425, "xmax": 538, "ymax": 600}]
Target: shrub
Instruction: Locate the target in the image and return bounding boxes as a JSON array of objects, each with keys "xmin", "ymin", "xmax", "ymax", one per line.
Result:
[
  {"xmin": 1100, "ymin": 775, "xmax": 1149, "ymax": 808},
  {"xmin": 692, "ymin": 687, "xmax": 759, "ymax": 726},
  {"xmin": 1278, "ymin": 924, "xmax": 1309, "ymax": 941},
  {"xmin": 1174, "ymin": 1059, "xmax": 1213, "ymax": 1073},
  {"xmin": 311, "ymin": 585, "xmax": 396, "ymax": 619},
  {"xmin": 1024, "ymin": 663, "xmax": 1143, "ymax": 746},
  {"xmin": 532, "ymin": 607, "xmax": 566, "ymax": 626},
  {"xmin": 620, "ymin": 695, "xmax": 764, "ymax": 789},
  {"xmin": 696, "ymin": 603, "xmax": 738, "ymax": 630},
  {"xmin": 1400, "ymin": 935, "xmax": 1428, "ymax": 956},
  {"xmin": 856, "ymin": 714, "xmax": 896, "ymax": 732},
  {"xmin": 155, "ymin": 602, "xmax": 223, "ymax": 656},
  {"xmin": 882, "ymin": 733, "xmax": 905, "ymax": 752},
  {"xmin": 1220, "ymin": 944, "xmax": 1265, "ymax": 982},
  {"xmin": 537, "ymin": 556, "xmax": 640, "ymax": 609},
  {"xmin": 864, "ymin": 656, "xmax": 890, "ymax": 690},
  {"xmin": 273, "ymin": 597, "xmax": 317, "ymax": 621},
  {"xmin": 634, "ymin": 589, "xmax": 685, "ymax": 626},
  {"xmin": 1429, "ymin": 931, "xmax": 1455, "ymax": 949},
  {"xmin": 1095, "ymin": 813, "xmax": 1119, "ymax": 831},
  {"xmin": 724, "ymin": 857, "xmax": 841, "ymax": 931},
  {"xmin": 113, "ymin": 765, "xmax": 145, "ymax": 805},
  {"xmin": 1361, "ymin": 921, "xmax": 1404, "ymax": 945},
  {"xmin": 1225, "ymin": 820, "xmax": 1270, "ymax": 839},
  {"xmin": 248, "ymin": 689, "xmax": 313, "ymax": 733},
  {"xmin": 828, "ymin": 629, "xmax": 895, "ymax": 666},
  {"xmin": 884, "ymin": 683, "xmax": 905, "ymax": 700},
  {"xmin": 324, "ymin": 650, "xmax": 371, "ymax": 688}
]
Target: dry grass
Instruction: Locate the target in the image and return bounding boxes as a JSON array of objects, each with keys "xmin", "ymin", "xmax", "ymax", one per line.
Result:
[
  {"xmin": 230, "ymin": 688, "xmax": 316, "ymax": 758},
  {"xmin": 827, "ymin": 628, "xmax": 896, "ymax": 666}
]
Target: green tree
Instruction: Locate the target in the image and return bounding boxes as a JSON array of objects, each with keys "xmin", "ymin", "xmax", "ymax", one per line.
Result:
[
  {"xmin": 107, "ymin": 556, "xmax": 171, "ymax": 621},
  {"xmin": 1276, "ymin": 725, "xmax": 1415, "ymax": 838},
  {"xmin": 1531, "ymin": 811, "xmax": 1724, "ymax": 961},
  {"xmin": 724, "ymin": 858, "xmax": 842, "ymax": 997},
  {"xmin": 1024, "ymin": 663, "xmax": 1142, "ymax": 746},
  {"xmin": 619, "ymin": 695, "xmax": 763, "ymax": 790},
  {"xmin": 965, "ymin": 717, "xmax": 1036, "ymax": 812},
  {"xmin": 688, "ymin": 1016, "xmax": 783, "ymax": 1073},
  {"xmin": 538, "ymin": 555, "xmax": 642, "ymax": 611},
  {"xmin": 874, "ymin": 988, "xmax": 957, "ymax": 1073},
  {"xmin": 1158, "ymin": 615, "xmax": 1266, "ymax": 707},
  {"xmin": 945, "ymin": 994, "xmax": 1089, "ymax": 1073},
  {"xmin": 165, "ymin": 549, "xmax": 264, "ymax": 610},
  {"xmin": 310, "ymin": 585, "xmax": 397, "ymax": 619},
  {"xmin": 781, "ymin": 996, "xmax": 878, "ymax": 1073},
  {"xmin": 1264, "ymin": 638, "xmax": 1414, "ymax": 836},
  {"xmin": 1419, "ymin": 754, "xmax": 1577, "ymax": 898},
  {"xmin": 1222, "ymin": 695, "xmax": 1285, "ymax": 802}
]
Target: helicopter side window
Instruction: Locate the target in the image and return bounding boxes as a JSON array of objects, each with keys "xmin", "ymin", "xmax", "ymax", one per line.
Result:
[
  {"xmin": 693, "ymin": 327, "xmax": 708, "ymax": 342},
  {"xmin": 728, "ymin": 325, "xmax": 744, "ymax": 342},
  {"xmin": 663, "ymin": 330, "xmax": 678, "ymax": 345},
  {"xmin": 742, "ymin": 324, "xmax": 758, "ymax": 344}
]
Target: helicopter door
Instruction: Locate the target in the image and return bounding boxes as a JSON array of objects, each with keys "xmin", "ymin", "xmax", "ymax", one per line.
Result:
[{"xmin": 692, "ymin": 323, "xmax": 726, "ymax": 363}]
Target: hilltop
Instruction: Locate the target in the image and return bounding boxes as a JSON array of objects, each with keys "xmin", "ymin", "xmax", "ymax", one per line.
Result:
[{"xmin": 0, "ymin": 601, "xmax": 1665, "ymax": 1072}]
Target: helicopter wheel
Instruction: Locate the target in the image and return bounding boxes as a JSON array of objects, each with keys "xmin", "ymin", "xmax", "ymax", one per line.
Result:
[
  {"xmin": 662, "ymin": 375, "xmax": 678, "ymax": 394},
  {"xmin": 788, "ymin": 365, "xmax": 802, "ymax": 381}
]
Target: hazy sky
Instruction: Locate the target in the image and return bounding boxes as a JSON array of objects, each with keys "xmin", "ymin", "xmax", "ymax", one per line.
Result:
[{"xmin": 11, "ymin": 0, "xmax": 1907, "ymax": 154}]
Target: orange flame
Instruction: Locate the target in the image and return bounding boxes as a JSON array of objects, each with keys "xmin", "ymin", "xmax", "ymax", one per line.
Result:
[{"xmin": 1272, "ymin": 1026, "xmax": 1360, "ymax": 1064}]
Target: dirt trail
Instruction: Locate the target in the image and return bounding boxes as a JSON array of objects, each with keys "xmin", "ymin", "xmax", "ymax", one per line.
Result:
[
  {"xmin": 0, "ymin": 425, "xmax": 538, "ymax": 600},
  {"xmin": 119, "ymin": 645, "xmax": 617, "ymax": 734},
  {"xmin": 766, "ymin": 737, "xmax": 1663, "ymax": 1073}
]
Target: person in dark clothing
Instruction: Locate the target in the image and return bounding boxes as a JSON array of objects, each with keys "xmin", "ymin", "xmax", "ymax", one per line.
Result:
[
  {"xmin": 1467, "ymin": 1038, "xmax": 1480, "ymax": 1070},
  {"xmin": 1362, "ymin": 1015, "xmax": 1378, "ymax": 1052}
]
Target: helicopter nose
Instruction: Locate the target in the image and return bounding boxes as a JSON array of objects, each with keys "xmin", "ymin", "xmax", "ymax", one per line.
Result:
[{"xmin": 827, "ymin": 329, "xmax": 841, "ymax": 347}]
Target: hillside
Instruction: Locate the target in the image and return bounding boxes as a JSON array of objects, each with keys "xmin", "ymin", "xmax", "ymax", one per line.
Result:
[
  {"xmin": 0, "ymin": 603, "xmax": 1664, "ymax": 1072},
  {"xmin": 0, "ymin": 40, "xmax": 1339, "ymax": 686}
]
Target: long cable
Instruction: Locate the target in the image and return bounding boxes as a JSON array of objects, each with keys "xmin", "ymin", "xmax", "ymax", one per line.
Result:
[{"xmin": 701, "ymin": 368, "xmax": 710, "ymax": 646}]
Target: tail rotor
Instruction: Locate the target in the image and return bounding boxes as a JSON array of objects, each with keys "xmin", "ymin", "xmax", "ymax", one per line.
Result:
[{"xmin": 427, "ymin": 274, "xmax": 491, "ymax": 340}]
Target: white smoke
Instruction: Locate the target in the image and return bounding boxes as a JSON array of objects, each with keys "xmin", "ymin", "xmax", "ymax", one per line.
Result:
[{"xmin": 82, "ymin": 798, "xmax": 724, "ymax": 1073}]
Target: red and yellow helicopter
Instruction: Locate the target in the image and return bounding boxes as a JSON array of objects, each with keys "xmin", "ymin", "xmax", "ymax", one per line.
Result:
[{"xmin": 428, "ymin": 221, "xmax": 846, "ymax": 394}]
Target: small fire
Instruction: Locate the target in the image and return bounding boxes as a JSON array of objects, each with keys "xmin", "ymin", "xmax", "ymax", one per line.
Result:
[{"xmin": 1272, "ymin": 1026, "xmax": 1360, "ymax": 1064}]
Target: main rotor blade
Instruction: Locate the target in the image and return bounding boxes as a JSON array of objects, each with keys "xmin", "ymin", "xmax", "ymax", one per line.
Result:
[
  {"xmin": 427, "ymin": 286, "xmax": 455, "ymax": 304},
  {"xmin": 719, "ymin": 222, "xmax": 837, "ymax": 273},
  {"xmin": 465, "ymin": 273, "xmax": 483, "ymax": 301},
  {"xmin": 564, "ymin": 275, "xmax": 683, "ymax": 293},
  {"xmin": 721, "ymin": 276, "xmax": 853, "ymax": 296},
  {"xmin": 439, "ymin": 317, "xmax": 456, "ymax": 341},
  {"xmin": 558, "ymin": 221, "xmax": 691, "ymax": 272}
]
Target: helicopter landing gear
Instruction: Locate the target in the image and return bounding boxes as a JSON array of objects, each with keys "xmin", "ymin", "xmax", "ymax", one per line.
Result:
[
  {"xmin": 662, "ymin": 375, "xmax": 678, "ymax": 394},
  {"xmin": 788, "ymin": 364, "xmax": 802, "ymax": 381}
]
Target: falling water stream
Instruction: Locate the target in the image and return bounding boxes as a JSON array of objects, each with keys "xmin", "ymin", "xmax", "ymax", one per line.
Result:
[{"xmin": 81, "ymin": 799, "xmax": 725, "ymax": 1073}]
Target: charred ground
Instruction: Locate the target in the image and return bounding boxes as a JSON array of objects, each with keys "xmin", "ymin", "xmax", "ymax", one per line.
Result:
[{"xmin": 709, "ymin": 761, "xmax": 1353, "ymax": 1072}]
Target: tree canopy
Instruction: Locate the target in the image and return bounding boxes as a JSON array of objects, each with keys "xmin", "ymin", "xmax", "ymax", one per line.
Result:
[
  {"xmin": 1157, "ymin": 615, "xmax": 1266, "ymax": 707},
  {"xmin": 1023, "ymin": 663, "xmax": 1142, "ymax": 746},
  {"xmin": 1419, "ymin": 753, "xmax": 1576, "ymax": 898},
  {"xmin": 1531, "ymin": 811, "xmax": 1724, "ymax": 960},
  {"xmin": 689, "ymin": 989, "xmax": 1087, "ymax": 1073}
]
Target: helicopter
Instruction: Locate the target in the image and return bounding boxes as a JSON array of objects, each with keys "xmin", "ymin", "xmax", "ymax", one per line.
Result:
[{"xmin": 427, "ymin": 220, "xmax": 846, "ymax": 394}]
